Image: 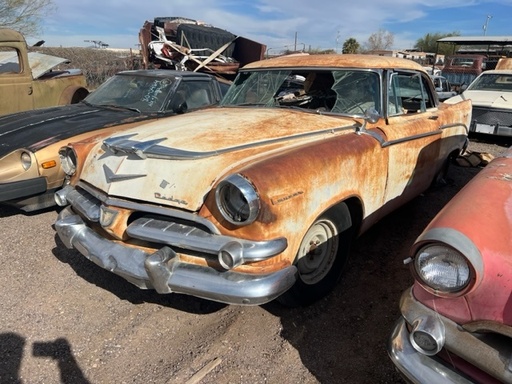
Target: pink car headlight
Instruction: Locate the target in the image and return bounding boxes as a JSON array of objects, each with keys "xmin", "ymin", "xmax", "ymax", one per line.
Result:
[{"xmin": 414, "ymin": 244, "xmax": 472, "ymax": 295}]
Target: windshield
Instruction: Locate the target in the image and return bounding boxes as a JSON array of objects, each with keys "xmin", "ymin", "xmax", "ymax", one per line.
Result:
[
  {"xmin": 85, "ymin": 73, "xmax": 178, "ymax": 113},
  {"xmin": 468, "ymin": 73, "xmax": 512, "ymax": 92},
  {"xmin": 221, "ymin": 69, "xmax": 381, "ymax": 116}
]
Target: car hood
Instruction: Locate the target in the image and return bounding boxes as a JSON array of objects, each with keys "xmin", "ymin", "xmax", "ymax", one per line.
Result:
[
  {"xmin": 80, "ymin": 107, "xmax": 357, "ymax": 211},
  {"xmin": 447, "ymin": 90, "xmax": 512, "ymax": 108},
  {"xmin": 0, "ymin": 103, "xmax": 160, "ymax": 158}
]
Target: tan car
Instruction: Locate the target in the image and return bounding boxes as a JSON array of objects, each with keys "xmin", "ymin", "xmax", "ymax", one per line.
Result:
[
  {"xmin": 55, "ymin": 54, "xmax": 472, "ymax": 306},
  {"xmin": 0, "ymin": 70, "xmax": 228, "ymax": 211}
]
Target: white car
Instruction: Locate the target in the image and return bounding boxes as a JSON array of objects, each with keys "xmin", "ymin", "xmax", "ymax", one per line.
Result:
[{"xmin": 445, "ymin": 58, "xmax": 512, "ymax": 136}]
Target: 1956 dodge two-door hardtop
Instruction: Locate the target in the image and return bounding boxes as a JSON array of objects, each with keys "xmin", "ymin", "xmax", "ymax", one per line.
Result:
[
  {"xmin": 54, "ymin": 54, "xmax": 472, "ymax": 306},
  {"xmin": 388, "ymin": 146, "xmax": 512, "ymax": 383}
]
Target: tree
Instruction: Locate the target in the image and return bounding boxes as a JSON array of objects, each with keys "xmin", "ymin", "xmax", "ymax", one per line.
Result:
[
  {"xmin": 414, "ymin": 31, "xmax": 461, "ymax": 56},
  {"xmin": 0, "ymin": 0, "xmax": 56, "ymax": 37},
  {"xmin": 342, "ymin": 38, "xmax": 360, "ymax": 54},
  {"xmin": 365, "ymin": 29, "xmax": 394, "ymax": 51}
]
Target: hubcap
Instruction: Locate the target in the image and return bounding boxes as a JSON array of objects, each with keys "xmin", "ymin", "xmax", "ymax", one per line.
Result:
[{"xmin": 296, "ymin": 219, "xmax": 339, "ymax": 285}]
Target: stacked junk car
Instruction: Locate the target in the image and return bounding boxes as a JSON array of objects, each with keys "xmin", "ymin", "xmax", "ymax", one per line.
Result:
[{"xmin": 138, "ymin": 16, "xmax": 266, "ymax": 80}]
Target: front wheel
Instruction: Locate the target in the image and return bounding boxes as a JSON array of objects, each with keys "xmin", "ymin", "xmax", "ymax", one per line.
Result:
[{"xmin": 278, "ymin": 209, "xmax": 353, "ymax": 307}]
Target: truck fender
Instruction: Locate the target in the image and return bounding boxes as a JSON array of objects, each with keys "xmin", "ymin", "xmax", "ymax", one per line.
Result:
[{"xmin": 58, "ymin": 85, "xmax": 89, "ymax": 105}]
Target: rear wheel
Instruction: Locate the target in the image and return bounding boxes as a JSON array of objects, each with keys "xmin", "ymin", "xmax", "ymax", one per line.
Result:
[{"xmin": 278, "ymin": 209, "xmax": 353, "ymax": 307}]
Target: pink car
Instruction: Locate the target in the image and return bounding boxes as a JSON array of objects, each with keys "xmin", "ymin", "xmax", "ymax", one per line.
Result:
[{"xmin": 388, "ymin": 147, "xmax": 512, "ymax": 383}]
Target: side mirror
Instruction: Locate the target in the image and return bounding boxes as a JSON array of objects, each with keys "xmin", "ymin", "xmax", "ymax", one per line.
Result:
[{"xmin": 364, "ymin": 108, "xmax": 380, "ymax": 124}]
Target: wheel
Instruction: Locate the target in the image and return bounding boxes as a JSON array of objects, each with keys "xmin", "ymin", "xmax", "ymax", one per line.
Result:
[{"xmin": 278, "ymin": 208, "xmax": 353, "ymax": 307}]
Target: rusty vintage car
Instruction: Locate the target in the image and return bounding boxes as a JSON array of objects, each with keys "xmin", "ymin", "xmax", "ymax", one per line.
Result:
[
  {"xmin": 388, "ymin": 146, "xmax": 512, "ymax": 383},
  {"xmin": 0, "ymin": 70, "xmax": 228, "ymax": 211},
  {"xmin": 54, "ymin": 54, "xmax": 472, "ymax": 306}
]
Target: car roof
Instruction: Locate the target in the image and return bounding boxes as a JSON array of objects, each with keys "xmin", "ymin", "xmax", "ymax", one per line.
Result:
[{"xmin": 242, "ymin": 54, "xmax": 426, "ymax": 72}]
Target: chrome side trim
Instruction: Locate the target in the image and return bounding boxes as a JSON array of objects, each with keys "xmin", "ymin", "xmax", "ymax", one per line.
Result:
[
  {"xmin": 102, "ymin": 124, "xmax": 357, "ymax": 160},
  {"xmin": 54, "ymin": 207, "xmax": 297, "ymax": 305}
]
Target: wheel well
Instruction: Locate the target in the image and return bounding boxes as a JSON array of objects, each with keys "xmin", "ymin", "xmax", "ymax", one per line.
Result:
[
  {"xmin": 324, "ymin": 197, "xmax": 363, "ymax": 237},
  {"xmin": 71, "ymin": 88, "xmax": 89, "ymax": 103}
]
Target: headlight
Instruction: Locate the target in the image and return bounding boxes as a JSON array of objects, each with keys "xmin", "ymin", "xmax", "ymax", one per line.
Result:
[
  {"xmin": 59, "ymin": 146, "xmax": 78, "ymax": 176},
  {"xmin": 414, "ymin": 244, "xmax": 472, "ymax": 295},
  {"xmin": 20, "ymin": 151, "xmax": 32, "ymax": 170},
  {"xmin": 215, "ymin": 174, "xmax": 260, "ymax": 226}
]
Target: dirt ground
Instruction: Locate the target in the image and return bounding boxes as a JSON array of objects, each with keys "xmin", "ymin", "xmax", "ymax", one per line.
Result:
[{"xmin": 0, "ymin": 134, "xmax": 510, "ymax": 384}]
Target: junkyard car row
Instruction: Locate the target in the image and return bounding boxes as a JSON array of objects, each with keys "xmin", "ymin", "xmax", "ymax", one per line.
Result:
[
  {"xmin": 2, "ymin": 52, "xmax": 512, "ymax": 383},
  {"xmin": 0, "ymin": 70, "xmax": 228, "ymax": 211}
]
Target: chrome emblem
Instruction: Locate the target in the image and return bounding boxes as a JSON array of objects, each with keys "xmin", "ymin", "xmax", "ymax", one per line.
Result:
[{"xmin": 103, "ymin": 164, "xmax": 146, "ymax": 183}]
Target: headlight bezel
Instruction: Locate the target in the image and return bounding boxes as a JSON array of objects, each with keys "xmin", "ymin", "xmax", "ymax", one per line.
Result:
[
  {"xmin": 59, "ymin": 146, "xmax": 78, "ymax": 176},
  {"xmin": 411, "ymin": 242, "xmax": 475, "ymax": 297},
  {"xmin": 215, "ymin": 174, "xmax": 260, "ymax": 226}
]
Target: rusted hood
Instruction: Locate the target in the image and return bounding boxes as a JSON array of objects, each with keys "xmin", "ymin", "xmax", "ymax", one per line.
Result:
[
  {"xmin": 0, "ymin": 103, "xmax": 161, "ymax": 158},
  {"xmin": 27, "ymin": 52, "xmax": 73, "ymax": 79},
  {"xmin": 81, "ymin": 107, "xmax": 357, "ymax": 211}
]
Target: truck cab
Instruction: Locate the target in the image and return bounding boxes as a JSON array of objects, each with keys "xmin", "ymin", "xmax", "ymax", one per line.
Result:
[{"xmin": 0, "ymin": 29, "xmax": 88, "ymax": 116}]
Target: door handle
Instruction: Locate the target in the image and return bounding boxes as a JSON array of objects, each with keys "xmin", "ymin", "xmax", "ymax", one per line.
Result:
[{"xmin": 428, "ymin": 115, "xmax": 438, "ymax": 120}]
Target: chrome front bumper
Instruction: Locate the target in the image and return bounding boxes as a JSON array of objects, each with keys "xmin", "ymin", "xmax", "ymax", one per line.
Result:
[
  {"xmin": 388, "ymin": 288, "xmax": 512, "ymax": 383},
  {"xmin": 388, "ymin": 318, "xmax": 473, "ymax": 384},
  {"xmin": 55, "ymin": 206, "xmax": 297, "ymax": 305}
]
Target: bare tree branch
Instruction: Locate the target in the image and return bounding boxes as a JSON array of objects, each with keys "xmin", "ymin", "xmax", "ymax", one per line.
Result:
[{"xmin": 0, "ymin": 0, "xmax": 56, "ymax": 37}]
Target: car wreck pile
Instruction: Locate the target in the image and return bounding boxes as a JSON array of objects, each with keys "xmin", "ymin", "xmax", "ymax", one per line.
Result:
[{"xmin": 138, "ymin": 17, "xmax": 266, "ymax": 80}]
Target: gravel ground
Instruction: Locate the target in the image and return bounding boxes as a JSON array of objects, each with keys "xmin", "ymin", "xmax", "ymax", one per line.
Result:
[{"xmin": 0, "ymin": 133, "xmax": 509, "ymax": 384}]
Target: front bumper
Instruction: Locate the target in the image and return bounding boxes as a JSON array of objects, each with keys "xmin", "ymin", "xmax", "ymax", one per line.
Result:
[
  {"xmin": 388, "ymin": 288, "xmax": 512, "ymax": 383},
  {"xmin": 55, "ymin": 206, "xmax": 297, "ymax": 305},
  {"xmin": 0, "ymin": 177, "xmax": 47, "ymax": 202},
  {"xmin": 388, "ymin": 318, "xmax": 473, "ymax": 384}
]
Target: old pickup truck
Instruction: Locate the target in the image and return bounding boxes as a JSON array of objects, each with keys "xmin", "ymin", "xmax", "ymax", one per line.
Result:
[{"xmin": 0, "ymin": 28, "xmax": 88, "ymax": 116}]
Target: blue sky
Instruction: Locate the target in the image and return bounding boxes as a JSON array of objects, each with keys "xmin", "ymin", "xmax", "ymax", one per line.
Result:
[{"xmin": 33, "ymin": 0, "xmax": 512, "ymax": 52}]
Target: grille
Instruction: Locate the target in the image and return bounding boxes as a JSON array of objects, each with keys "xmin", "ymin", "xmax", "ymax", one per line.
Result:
[{"xmin": 472, "ymin": 107, "xmax": 512, "ymax": 127}]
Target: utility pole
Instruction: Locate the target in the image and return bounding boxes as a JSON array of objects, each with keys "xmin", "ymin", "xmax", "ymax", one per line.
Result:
[{"xmin": 483, "ymin": 15, "xmax": 492, "ymax": 36}]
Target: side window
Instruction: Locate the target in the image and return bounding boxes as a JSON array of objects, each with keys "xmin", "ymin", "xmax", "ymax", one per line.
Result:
[
  {"xmin": 0, "ymin": 47, "xmax": 21, "ymax": 74},
  {"xmin": 388, "ymin": 72, "xmax": 434, "ymax": 116},
  {"xmin": 180, "ymin": 80, "xmax": 216, "ymax": 110}
]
